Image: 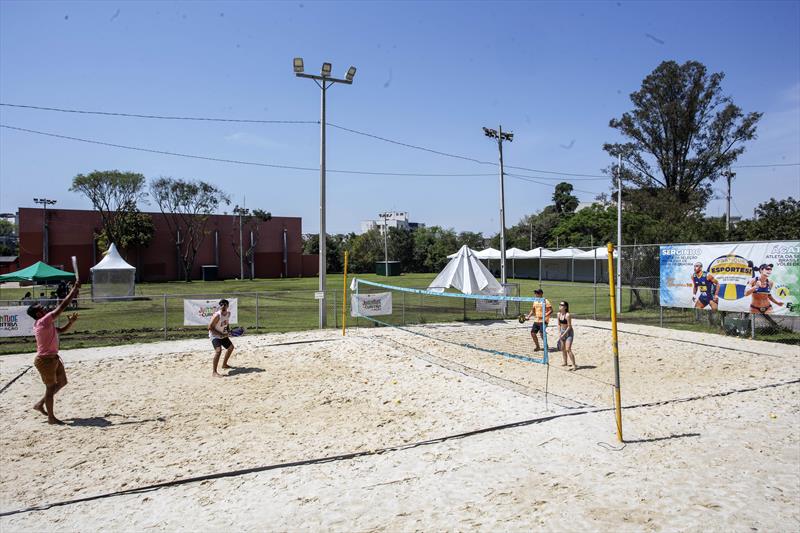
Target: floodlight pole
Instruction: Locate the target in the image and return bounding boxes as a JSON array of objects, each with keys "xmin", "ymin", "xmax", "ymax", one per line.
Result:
[
  {"xmin": 33, "ymin": 197, "xmax": 56, "ymax": 263},
  {"xmin": 483, "ymin": 125, "xmax": 513, "ymax": 287},
  {"xmin": 295, "ymin": 61, "xmax": 355, "ymax": 329}
]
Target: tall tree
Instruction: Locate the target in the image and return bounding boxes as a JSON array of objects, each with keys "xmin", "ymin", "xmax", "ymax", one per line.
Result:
[
  {"xmin": 604, "ymin": 60, "xmax": 761, "ymax": 207},
  {"xmin": 552, "ymin": 182, "xmax": 579, "ymax": 215},
  {"xmin": 230, "ymin": 207, "xmax": 272, "ymax": 279},
  {"xmin": 150, "ymin": 178, "xmax": 230, "ymax": 281},
  {"xmin": 70, "ymin": 170, "xmax": 154, "ymax": 252}
]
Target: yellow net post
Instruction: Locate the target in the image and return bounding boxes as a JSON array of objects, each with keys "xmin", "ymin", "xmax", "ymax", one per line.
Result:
[
  {"xmin": 607, "ymin": 242, "xmax": 623, "ymax": 442},
  {"xmin": 342, "ymin": 251, "xmax": 348, "ymax": 336}
]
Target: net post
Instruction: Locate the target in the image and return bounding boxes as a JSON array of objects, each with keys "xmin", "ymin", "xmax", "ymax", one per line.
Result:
[
  {"xmin": 342, "ymin": 251, "xmax": 348, "ymax": 336},
  {"xmin": 607, "ymin": 242, "xmax": 623, "ymax": 442}
]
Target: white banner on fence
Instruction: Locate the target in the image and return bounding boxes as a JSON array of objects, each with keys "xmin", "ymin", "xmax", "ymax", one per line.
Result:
[
  {"xmin": 183, "ymin": 299, "xmax": 239, "ymax": 326},
  {"xmin": 351, "ymin": 292, "xmax": 392, "ymax": 317},
  {"xmin": 476, "ymin": 298, "xmax": 506, "ymax": 312},
  {"xmin": 0, "ymin": 306, "xmax": 36, "ymax": 337},
  {"xmin": 660, "ymin": 242, "xmax": 799, "ymax": 315}
]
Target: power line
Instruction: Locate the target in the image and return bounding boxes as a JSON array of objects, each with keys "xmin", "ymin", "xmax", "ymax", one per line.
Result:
[
  {"xmin": 0, "ymin": 102, "xmax": 615, "ymax": 180},
  {"xmin": 0, "ymin": 103, "xmax": 317, "ymax": 125},
  {"xmin": 5, "ymin": 102, "xmax": 795, "ymax": 177},
  {"xmin": 0, "ymin": 124, "xmax": 495, "ymax": 178}
]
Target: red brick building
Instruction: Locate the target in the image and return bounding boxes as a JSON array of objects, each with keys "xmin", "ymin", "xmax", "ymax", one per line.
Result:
[{"xmin": 17, "ymin": 207, "xmax": 318, "ymax": 282}]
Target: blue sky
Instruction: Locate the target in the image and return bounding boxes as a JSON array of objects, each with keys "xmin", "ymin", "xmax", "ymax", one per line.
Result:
[{"xmin": 1, "ymin": 1, "xmax": 798, "ymax": 238}]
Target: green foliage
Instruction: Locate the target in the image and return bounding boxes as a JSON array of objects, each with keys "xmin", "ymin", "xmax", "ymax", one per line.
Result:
[
  {"xmin": 0, "ymin": 219, "xmax": 17, "ymax": 256},
  {"xmin": 348, "ymin": 229, "xmax": 383, "ymax": 273},
  {"xmin": 230, "ymin": 206, "xmax": 273, "ymax": 278},
  {"xmin": 552, "ymin": 182, "xmax": 579, "ymax": 215},
  {"xmin": 551, "ymin": 204, "xmax": 615, "ymax": 247},
  {"xmin": 734, "ymin": 198, "xmax": 800, "ymax": 241},
  {"xmin": 150, "ymin": 177, "xmax": 231, "ymax": 281},
  {"xmin": 604, "ymin": 60, "xmax": 761, "ymax": 206},
  {"xmin": 412, "ymin": 226, "xmax": 458, "ymax": 272},
  {"xmin": 457, "ymin": 231, "xmax": 485, "ymax": 250},
  {"xmin": 70, "ymin": 170, "xmax": 153, "ymax": 250}
]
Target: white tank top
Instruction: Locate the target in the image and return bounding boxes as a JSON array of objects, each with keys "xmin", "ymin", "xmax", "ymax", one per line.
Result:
[{"xmin": 208, "ymin": 310, "xmax": 230, "ymax": 339}]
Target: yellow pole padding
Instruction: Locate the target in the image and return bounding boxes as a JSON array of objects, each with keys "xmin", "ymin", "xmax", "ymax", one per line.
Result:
[
  {"xmin": 342, "ymin": 251, "xmax": 348, "ymax": 336},
  {"xmin": 607, "ymin": 242, "xmax": 623, "ymax": 442}
]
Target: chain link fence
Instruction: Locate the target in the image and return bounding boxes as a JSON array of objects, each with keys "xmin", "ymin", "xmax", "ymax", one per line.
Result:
[{"xmin": 1, "ymin": 242, "xmax": 797, "ymax": 354}]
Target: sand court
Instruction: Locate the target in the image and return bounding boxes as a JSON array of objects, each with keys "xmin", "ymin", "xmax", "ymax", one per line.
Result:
[{"xmin": 0, "ymin": 320, "xmax": 798, "ymax": 531}]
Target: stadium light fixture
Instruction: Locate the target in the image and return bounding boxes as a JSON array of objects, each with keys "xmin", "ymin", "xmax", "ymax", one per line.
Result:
[
  {"xmin": 33, "ymin": 197, "xmax": 57, "ymax": 263},
  {"xmin": 482, "ymin": 125, "xmax": 513, "ymax": 289},
  {"xmin": 293, "ymin": 57, "xmax": 358, "ymax": 328}
]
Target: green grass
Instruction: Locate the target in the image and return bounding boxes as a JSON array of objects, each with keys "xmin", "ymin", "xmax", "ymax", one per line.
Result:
[{"xmin": 1, "ymin": 273, "xmax": 796, "ymax": 355}]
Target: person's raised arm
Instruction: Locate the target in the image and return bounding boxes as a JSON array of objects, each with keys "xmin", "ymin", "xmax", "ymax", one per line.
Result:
[{"xmin": 52, "ymin": 279, "xmax": 81, "ymax": 318}]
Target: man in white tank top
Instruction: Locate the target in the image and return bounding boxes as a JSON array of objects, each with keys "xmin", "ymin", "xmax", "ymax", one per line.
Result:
[{"xmin": 208, "ymin": 299, "xmax": 234, "ymax": 377}]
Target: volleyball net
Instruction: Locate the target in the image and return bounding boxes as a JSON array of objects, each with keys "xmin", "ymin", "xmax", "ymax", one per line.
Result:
[{"xmin": 349, "ymin": 278, "xmax": 551, "ymax": 365}]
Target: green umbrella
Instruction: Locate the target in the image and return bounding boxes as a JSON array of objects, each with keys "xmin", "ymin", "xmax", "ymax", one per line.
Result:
[{"xmin": 0, "ymin": 261, "xmax": 76, "ymax": 283}]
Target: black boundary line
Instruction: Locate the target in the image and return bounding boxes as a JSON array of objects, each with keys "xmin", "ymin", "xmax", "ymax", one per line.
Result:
[
  {"xmin": 579, "ymin": 324, "xmax": 791, "ymax": 358},
  {"xmin": 2, "ymin": 378, "xmax": 797, "ymax": 518},
  {"xmin": 0, "ymin": 366, "xmax": 32, "ymax": 395}
]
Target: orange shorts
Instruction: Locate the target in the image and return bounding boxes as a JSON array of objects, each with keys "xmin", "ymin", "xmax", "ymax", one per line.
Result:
[{"xmin": 34, "ymin": 355, "xmax": 67, "ymax": 386}]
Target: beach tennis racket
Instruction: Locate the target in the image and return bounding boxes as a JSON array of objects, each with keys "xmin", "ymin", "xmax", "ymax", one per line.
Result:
[
  {"xmin": 517, "ymin": 314, "xmax": 528, "ymax": 324},
  {"xmin": 230, "ymin": 327, "xmax": 245, "ymax": 337}
]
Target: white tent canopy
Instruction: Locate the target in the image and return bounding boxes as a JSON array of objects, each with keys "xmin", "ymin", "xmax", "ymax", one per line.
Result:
[
  {"xmin": 428, "ymin": 245, "xmax": 503, "ymax": 295},
  {"xmin": 474, "ymin": 247, "xmax": 501, "ymax": 260},
  {"xmin": 575, "ymin": 246, "xmax": 617, "ymax": 260},
  {"xmin": 91, "ymin": 243, "xmax": 136, "ymax": 300}
]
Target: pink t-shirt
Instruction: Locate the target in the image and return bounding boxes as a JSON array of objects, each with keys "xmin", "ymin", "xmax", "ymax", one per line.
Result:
[{"xmin": 34, "ymin": 311, "xmax": 59, "ymax": 357}]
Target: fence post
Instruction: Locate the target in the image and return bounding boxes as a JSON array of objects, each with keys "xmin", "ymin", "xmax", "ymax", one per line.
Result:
[
  {"xmin": 255, "ymin": 293, "xmax": 259, "ymax": 330},
  {"xmin": 163, "ymin": 294, "xmax": 168, "ymax": 340},
  {"xmin": 402, "ymin": 291, "xmax": 406, "ymax": 326},
  {"xmin": 751, "ymin": 315, "xmax": 755, "ymax": 339},
  {"xmin": 659, "ymin": 305, "xmax": 663, "ymax": 328},
  {"xmin": 334, "ymin": 290, "xmax": 338, "ymax": 329},
  {"xmin": 593, "ymin": 247, "xmax": 597, "ymax": 320}
]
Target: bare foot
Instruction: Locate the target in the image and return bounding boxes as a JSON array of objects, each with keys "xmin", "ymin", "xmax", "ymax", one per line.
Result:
[
  {"xmin": 568, "ymin": 366, "xmax": 577, "ymax": 372},
  {"xmin": 561, "ymin": 363, "xmax": 569, "ymax": 366},
  {"xmin": 221, "ymin": 365, "xmax": 232, "ymax": 369},
  {"xmin": 47, "ymin": 417, "xmax": 64, "ymax": 425},
  {"xmin": 212, "ymin": 372, "xmax": 223, "ymax": 378},
  {"xmin": 33, "ymin": 402, "xmax": 47, "ymax": 416},
  {"xmin": 533, "ymin": 347, "xmax": 542, "ymax": 352}
]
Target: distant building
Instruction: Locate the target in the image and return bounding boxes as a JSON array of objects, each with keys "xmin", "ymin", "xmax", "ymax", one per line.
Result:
[{"xmin": 360, "ymin": 212, "xmax": 424, "ymax": 234}]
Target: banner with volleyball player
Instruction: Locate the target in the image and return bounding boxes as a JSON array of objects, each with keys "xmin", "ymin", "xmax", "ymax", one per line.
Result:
[{"xmin": 660, "ymin": 242, "xmax": 799, "ymax": 315}]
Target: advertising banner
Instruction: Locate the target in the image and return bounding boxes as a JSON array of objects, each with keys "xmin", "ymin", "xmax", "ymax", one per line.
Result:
[
  {"xmin": 183, "ymin": 299, "xmax": 239, "ymax": 326},
  {"xmin": 351, "ymin": 292, "xmax": 393, "ymax": 317},
  {"xmin": 660, "ymin": 242, "xmax": 799, "ymax": 315},
  {"xmin": 0, "ymin": 306, "xmax": 36, "ymax": 337}
]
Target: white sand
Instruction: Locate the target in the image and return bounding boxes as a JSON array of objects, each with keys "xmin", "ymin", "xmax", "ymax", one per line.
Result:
[{"xmin": 0, "ymin": 319, "xmax": 797, "ymax": 531}]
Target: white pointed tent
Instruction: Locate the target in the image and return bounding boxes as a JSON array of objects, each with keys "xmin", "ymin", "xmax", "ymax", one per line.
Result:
[
  {"xmin": 428, "ymin": 245, "xmax": 503, "ymax": 295},
  {"xmin": 91, "ymin": 243, "xmax": 136, "ymax": 301}
]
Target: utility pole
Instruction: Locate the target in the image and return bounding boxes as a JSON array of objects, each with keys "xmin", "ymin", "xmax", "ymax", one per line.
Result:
[
  {"xmin": 33, "ymin": 198, "xmax": 56, "ymax": 263},
  {"xmin": 483, "ymin": 125, "xmax": 513, "ymax": 286},
  {"xmin": 294, "ymin": 57, "xmax": 357, "ymax": 329},
  {"xmin": 723, "ymin": 169, "xmax": 735, "ymax": 233},
  {"xmin": 233, "ymin": 206, "xmax": 249, "ymax": 279},
  {"xmin": 379, "ymin": 212, "xmax": 391, "ymax": 276}
]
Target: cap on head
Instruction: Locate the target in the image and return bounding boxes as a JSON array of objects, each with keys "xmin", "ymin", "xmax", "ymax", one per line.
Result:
[
  {"xmin": 758, "ymin": 263, "xmax": 773, "ymax": 271},
  {"xmin": 218, "ymin": 299, "xmax": 229, "ymax": 307},
  {"xmin": 26, "ymin": 304, "xmax": 42, "ymax": 319},
  {"xmin": 534, "ymin": 289, "xmax": 543, "ymax": 295}
]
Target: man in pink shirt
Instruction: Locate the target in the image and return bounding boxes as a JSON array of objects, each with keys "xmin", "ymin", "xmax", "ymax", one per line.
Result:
[{"xmin": 26, "ymin": 280, "xmax": 81, "ymax": 424}]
